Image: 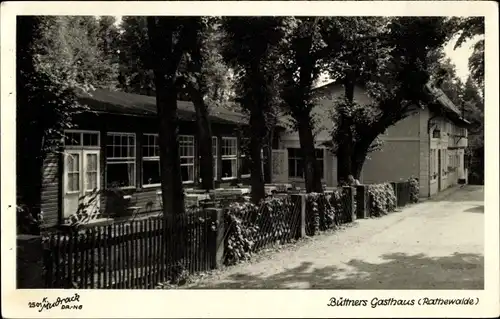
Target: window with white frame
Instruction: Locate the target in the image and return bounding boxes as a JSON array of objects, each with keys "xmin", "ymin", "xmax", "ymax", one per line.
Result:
[
  {"xmin": 66, "ymin": 154, "xmax": 80, "ymax": 192},
  {"xmin": 106, "ymin": 133, "xmax": 136, "ymax": 188},
  {"xmin": 64, "ymin": 131, "xmax": 100, "ymax": 147},
  {"xmin": 142, "ymin": 134, "xmax": 160, "ymax": 186},
  {"xmin": 288, "ymin": 148, "xmax": 324, "ymax": 179},
  {"xmin": 179, "ymin": 135, "xmax": 195, "ymax": 182},
  {"xmin": 221, "ymin": 137, "xmax": 237, "ymax": 179},
  {"xmin": 212, "ymin": 136, "xmax": 218, "ymax": 180}
]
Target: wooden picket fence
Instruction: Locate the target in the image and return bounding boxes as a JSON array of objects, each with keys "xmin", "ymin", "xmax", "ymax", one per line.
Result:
[{"xmin": 43, "ymin": 209, "xmax": 215, "ymax": 289}]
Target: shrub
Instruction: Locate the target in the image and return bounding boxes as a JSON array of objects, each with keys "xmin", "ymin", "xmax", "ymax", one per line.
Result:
[
  {"xmin": 224, "ymin": 201, "xmax": 259, "ymax": 266},
  {"xmin": 306, "ymin": 193, "xmax": 337, "ymax": 232},
  {"xmin": 63, "ymin": 188, "xmax": 102, "ymax": 228},
  {"xmin": 368, "ymin": 183, "xmax": 396, "ymax": 217},
  {"xmin": 17, "ymin": 204, "xmax": 44, "ymax": 235},
  {"xmin": 408, "ymin": 177, "xmax": 420, "ymax": 203}
]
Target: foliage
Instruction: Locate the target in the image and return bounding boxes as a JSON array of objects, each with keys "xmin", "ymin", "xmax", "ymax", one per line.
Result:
[
  {"xmin": 179, "ymin": 17, "xmax": 235, "ymax": 108},
  {"xmin": 278, "ymin": 17, "xmax": 333, "ymax": 192},
  {"xmin": 468, "ymin": 39, "xmax": 484, "ymax": 92},
  {"xmin": 167, "ymin": 260, "xmax": 190, "ymax": 286},
  {"xmin": 368, "ymin": 183, "xmax": 396, "ymax": 217},
  {"xmin": 221, "ymin": 17, "xmax": 288, "ymax": 201},
  {"xmin": 63, "ymin": 188, "xmax": 103, "ymax": 228},
  {"xmin": 17, "ymin": 16, "xmax": 120, "ymax": 232},
  {"xmin": 17, "ymin": 205, "xmax": 44, "ymax": 235},
  {"xmin": 322, "ymin": 17, "xmax": 456, "ymax": 182},
  {"xmin": 306, "ymin": 193, "xmax": 337, "ymax": 232},
  {"xmin": 117, "ymin": 16, "xmax": 156, "ymax": 95},
  {"xmin": 224, "ymin": 201, "xmax": 260, "ymax": 265},
  {"xmin": 450, "ymin": 16, "xmax": 484, "ymax": 91},
  {"xmin": 408, "ymin": 177, "xmax": 420, "ymax": 204}
]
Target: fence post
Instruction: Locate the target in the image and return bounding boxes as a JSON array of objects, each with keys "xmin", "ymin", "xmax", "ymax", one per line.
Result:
[
  {"xmin": 300, "ymin": 194, "xmax": 307, "ymax": 237},
  {"xmin": 291, "ymin": 194, "xmax": 307, "ymax": 238},
  {"xmin": 342, "ymin": 186, "xmax": 356, "ymax": 222},
  {"xmin": 405, "ymin": 181, "xmax": 411, "ymax": 206},
  {"xmin": 17, "ymin": 234, "xmax": 45, "ymax": 288},
  {"xmin": 207, "ymin": 208, "xmax": 224, "ymax": 269},
  {"xmin": 390, "ymin": 182, "xmax": 398, "ymax": 207},
  {"xmin": 356, "ymin": 185, "xmax": 369, "ymax": 219}
]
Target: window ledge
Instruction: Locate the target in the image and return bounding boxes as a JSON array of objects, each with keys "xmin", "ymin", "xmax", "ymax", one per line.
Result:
[
  {"xmin": 106, "ymin": 186, "xmax": 136, "ymax": 191},
  {"xmin": 143, "ymin": 183, "xmax": 161, "ymax": 189},
  {"xmin": 240, "ymin": 174, "xmax": 251, "ymax": 179},
  {"xmin": 221, "ymin": 177, "xmax": 237, "ymax": 181}
]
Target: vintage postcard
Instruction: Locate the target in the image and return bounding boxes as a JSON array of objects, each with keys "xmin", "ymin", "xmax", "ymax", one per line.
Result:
[{"xmin": 1, "ymin": 1, "xmax": 498, "ymax": 318}]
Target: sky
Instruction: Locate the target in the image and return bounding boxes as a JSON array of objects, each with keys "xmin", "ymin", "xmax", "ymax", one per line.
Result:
[{"xmin": 444, "ymin": 35, "xmax": 479, "ymax": 82}]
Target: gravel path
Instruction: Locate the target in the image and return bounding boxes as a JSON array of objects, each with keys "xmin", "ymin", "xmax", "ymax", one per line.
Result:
[{"xmin": 183, "ymin": 186, "xmax": 484, "ymax": 289}]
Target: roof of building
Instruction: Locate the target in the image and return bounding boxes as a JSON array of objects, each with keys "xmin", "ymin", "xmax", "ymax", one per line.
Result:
[
  {"xmin": 424, "ymin": 83, "xmax": 471, "ymax": 126},
  {"xmin": 313, "ymin": 81, "xmax": 470, "ymax": 126},
  {"xmin": 77, "ymin": 89, "xmax": 249, "ymax": 126}
]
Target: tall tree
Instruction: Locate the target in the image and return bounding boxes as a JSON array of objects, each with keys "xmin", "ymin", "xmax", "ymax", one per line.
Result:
[
  {"xmin": 279, "ymin": 17, "xmax": 327, "ymax": 193},
  {"xmin": 221, "ymin": 17, "xmax": 287, "ymax": 202},
  {"xmin": 119, "ymin": 17, "xmax": 233, "ymax": 191},
  {"xmin": 321, "ymin": 17, "xmax": 390, "ymax": 184},
  {"xmin": 16, "ymin": 16, "xmax": 116, "ymax": 232},
  {"xmin": 451, "ymin": 17, "xmax": 484, "ymax": 92},
  {"xmin": 97, "ymin": 16, "xmax": 120, "ymax": 88},
  {"xmin": 117, "ymin": 16, "xmax": 156, "ymax": 95},
  {"xmin": 146, "ymin": 17, "xmax": 193, "ymax": 218},
  {"xmin": 325, "ymin": 17, "xmax": 455, "ymax": 182},
  {"xmin": 178, "ymin": 18, "xmax": 234, "ymax": 191}
]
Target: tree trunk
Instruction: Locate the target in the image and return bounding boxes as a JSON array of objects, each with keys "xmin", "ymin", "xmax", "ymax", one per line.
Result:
[
  {"xmin": 249, "ymin": 110, "xmax": 266, "ymax": 204},
  {"xmin": 16, "ymin": 16, "xmax": 45, "ymax": 234},
  {"xmin": 351, "ymin": 127, "xmax": 381, "ymax": 181},
  {"xmin": 336, "ymin": 142, "xmax": 353, "ymax": 185},
  {"xmin": 352, "ymin": 145, "xmax": 368, "ymax": 181},
  {"xmin": 147, "ymin": 18, "xmax": 185, "ymax": 220},
  {"xmin": 187, "ymin": 82, "xmax": 214, "ymax": 191},
  {"xmin": 336, "ymin": 79, "xmax": 356, "ymax": 185},
  {"xmin": 263, "ymin": 124, "xmax": 275, "ymax": 184},
  {"xmin": 297, "ymin": 116, "xmax": 323, "ymax": 193},
  {"xmin": 155, "ymin": 85, "xmax": 185, "ymax": 217}
]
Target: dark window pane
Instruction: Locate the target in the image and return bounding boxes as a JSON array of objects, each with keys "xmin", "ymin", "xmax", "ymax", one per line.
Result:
[
  {"xmin": 107, "ymin": 134, "xmax": 114, "ymax": 146},
  {"xmin": 317, "ymin": 159, "xmax": 324, "ymax": 178},
  {"xmin": 106, "ymin": 163, "xmax": 134, "ymax": 188},
  {"xmin": 240, "ymin": 156, "xmax": 251, "ymax": 176},
  {"xmin": 143, "ymin": 160, "xmax": 160, "ymax": 185},
  {"xmin": 222, "ymin": 159, "xmax": 235, "ymax": 178},
  {"xmin": 65, "ymin": 132, "xmax": 81, "ymax": 146},
  {"xmin": 106, "ymin": 145, "xmax": 114, "ymax": 158},
  {"xmin": 181, "ymin": 165, "xmax": 194, "ymax": 182},
  {"xmin": 288, "ymin": 158, "xmax": 296, "ymax": 177},
  {"xmin": 83, "ymin": 133, "xmax": 99, "ymax": 146},
  {"xmin": 296, "ymin": 159, "xmax": 304, "ymax": 177}
]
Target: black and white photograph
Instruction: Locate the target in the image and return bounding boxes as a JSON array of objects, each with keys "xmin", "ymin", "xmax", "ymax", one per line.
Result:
[{"xmin": 2, "ymin": 1, "xmax": 498, "ymax": 318}]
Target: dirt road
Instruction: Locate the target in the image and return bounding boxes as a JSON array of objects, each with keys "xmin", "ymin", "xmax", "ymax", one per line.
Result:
[{"xmin": 185, "ymin": 186, "xmax": 484, "ymax": 289}]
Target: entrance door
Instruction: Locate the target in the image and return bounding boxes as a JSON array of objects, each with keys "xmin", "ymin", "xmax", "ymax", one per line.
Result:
[{"xmin": 63, "ymin": 150, "xmax": 100, "ymax": 218}]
